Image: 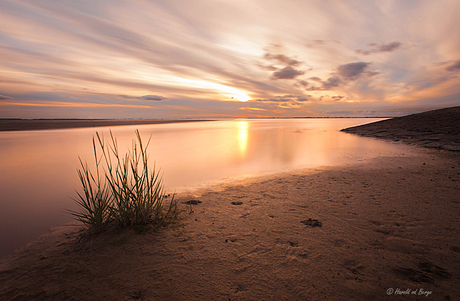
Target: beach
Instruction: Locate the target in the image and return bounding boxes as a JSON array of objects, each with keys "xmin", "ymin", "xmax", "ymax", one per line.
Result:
[
  {"xmin": 1, "ymin": 110, "xmax": 460, "ymax": 300},
  {"xmin": 1, "ymin": 150, "xmax": 459, "ymax": 300},
  {"xmin": 0, "ymin": 119, "xmax": 211, "ymax": 132},
  {"xmin": 341, "ymin": 106, "xmax": 460, "ymax": 152}
]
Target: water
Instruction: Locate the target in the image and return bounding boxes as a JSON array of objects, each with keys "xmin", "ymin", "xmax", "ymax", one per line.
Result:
[{"xmin": 0, "ymin": 118, "xmax": 411, "ymax": 258}]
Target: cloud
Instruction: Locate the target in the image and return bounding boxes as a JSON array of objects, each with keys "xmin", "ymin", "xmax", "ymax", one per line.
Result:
[
  {"xmin": 0, "ymin": 95, "xmax": 14, "ymax": 100},
  {"xmin": 446, "ymin": 60, "xmax": 460, "ymax": 71},
  {"xmin": 272, "ymin": 66, "xmax": 304, "ymax": 80},
  {"xmin": 140, "ymin": 95, "xmax": 169, "ymax": 101},
  {"xmin": 304, "ymin": 63, "xmax": 369, "ymax": 91},
  {"xmin": 255, "ymin": 95, "xmax": 310, "ymax": 102},
  {"xmin": 322, "ymin": 76, "xmax": 341, "ymax": 89},
  {"xmin": 264, "ymin": 53, "xmax": 300, "ymax": 66},
  {"xmin": 119, "ymin": 95, "xmax": 169, "ymax": 101},
  {"xmin": 332, "ymin": 95, "xmax": 344, "ymax": 101},
  {"xmin": 356, "ymin": 42, "xmax": 402, "ymax": 55},
  {"xmin": 304, "ymin": 61, "xmax": 377, "ymax": 91},
  {"xmin": 379, "ymin": 42, "xmax": 401, "ymax": 52},
  {"xmin": 309, "ymin": 77, "xmax": 322, "ymax": 82},
  {"xmin": 337, "ymin": 62, "xmax": 369, "ymax": 79}
]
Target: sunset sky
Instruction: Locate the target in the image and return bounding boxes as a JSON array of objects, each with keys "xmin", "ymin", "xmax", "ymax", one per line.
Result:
[{"xmin": 1, "ymin": 0, "xmax": 460, "ymax": 118}]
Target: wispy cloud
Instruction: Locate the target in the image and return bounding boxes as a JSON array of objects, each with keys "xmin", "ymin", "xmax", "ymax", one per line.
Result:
[
  {"xmin": 0, "ymin": 0, "xmax": 459, "ymax": 118},
  {"xmin": 356, "ymin": 42, "xmax": 402, "ymax": 55},
  {"xmin": 446, "ymin": 60, "xmax": 460, "ymax": 71},
  {"xmin": 119, "ymin": 95, "xmax": 170, "ymax": 101},
  {"xmin": 0, "ymin": 95, "xmax": 14, "ymax": 100}
]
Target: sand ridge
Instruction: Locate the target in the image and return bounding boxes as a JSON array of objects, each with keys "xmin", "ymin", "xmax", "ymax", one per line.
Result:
[
  {"xmin": 341, "ymin": 106, "xmax": 460, "ymax": 151},
  {"xmin": 0, "ymin": 148, "xmax": 459, "ymax": 300}
]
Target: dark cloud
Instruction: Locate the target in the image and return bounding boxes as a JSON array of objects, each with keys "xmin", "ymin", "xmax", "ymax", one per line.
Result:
[
  {"xmin": 304, "ymin": 62, "xmax": 377, "ymax": 91},
  {"xmin": 356, "ymin": 42, "xmax": 401, "ymax": 55},
  {"xmin": 264, "ymin": 53, "xmax": 300, "ymax": 66},
  {"xmin": 255, "ymin": 95, "xmax": 310, "ymax": 102},
  {"xmin": 446, "ymin": 60, "xmax": 460, "ymax": 71},
  {"xmin": 119, "ymin": 94, "xmax": 169, "ymax": 101},
  {"xmin": 272, "ymin": 66, "xmax": 304, "ymax": 80},
  {"xmin": 326, "ymin": 110, "xmax": 377, "ymax": 116},
  {"xmin": 140, "ymin": 95, "xmax": 169, "ymax": 101},
  {"xmin": 337, "ymin": 62, "xmax": 369, "ymax": 79},
  {"xmin": 0, "ymin": 95, "xmax": 14, "ymax": 100},
  {"xmin": 309, "ymin": 77, "xmax": 322, "ymax": 82},
  {"xmin": 332, "ymin": 95, "xmax": 344, "ymax": 101},
  {"xmin": 263, "ymin": 49, "xmax": 305, "ymax": 80},
  {"xmin": 323, "ymin": 76, "xmax": 341, "ymax": 89}
]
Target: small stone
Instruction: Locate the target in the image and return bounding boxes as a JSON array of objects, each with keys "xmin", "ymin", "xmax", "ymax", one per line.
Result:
[
  {"xmin": 301, "ymin": 218, "xmax": 322, "ymax": 227},
  {"xmin": 183, "ymin": 199, "xmax": 201, "ymax": 205}
]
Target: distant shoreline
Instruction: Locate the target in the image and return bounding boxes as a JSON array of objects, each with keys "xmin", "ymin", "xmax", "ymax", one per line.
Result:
[
  {"xmin": 0, "ymin": 117, "xmax": 390, "ymax": 132},
  {"xmin": 0, "ymin": 116, "xmax": 390, "ymax": 132},
  {"xmin": 0, "ymin": 119, "xmax": 214, "ymax": 132}
]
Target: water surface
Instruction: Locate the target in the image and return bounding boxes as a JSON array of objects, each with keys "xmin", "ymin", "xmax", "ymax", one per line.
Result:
[{"xmin": 0, "ymin": 119, "xmax": 412, "ymax": 258}]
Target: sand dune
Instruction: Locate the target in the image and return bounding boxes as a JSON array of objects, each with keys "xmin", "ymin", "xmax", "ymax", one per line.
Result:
[{"xmin": 342, "ymin": 106, "xmax": 460, "ymax": 151}]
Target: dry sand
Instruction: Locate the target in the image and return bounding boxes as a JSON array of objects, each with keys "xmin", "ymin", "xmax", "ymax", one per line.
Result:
[
  {"xmin": 341, "ymin": 106, "xmax": 460, "ymax": 152},
  {"xmin": 1, "ymin": 108, "xmax": 460, "ymax": 300}
]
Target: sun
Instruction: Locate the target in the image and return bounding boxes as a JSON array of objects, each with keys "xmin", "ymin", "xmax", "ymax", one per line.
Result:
[{"xmin": 230, "ymin": 90, "xmax": 251, "ymax": 102}]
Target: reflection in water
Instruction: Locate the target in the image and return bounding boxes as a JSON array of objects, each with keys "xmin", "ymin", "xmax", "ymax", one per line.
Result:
[
  {"xmin": 0, "ymin": 118, "xmax": 415, "ymax": 258},
  {"xmin": 237, "ymin": 121, "xmax": 248, "ymax": 156}
]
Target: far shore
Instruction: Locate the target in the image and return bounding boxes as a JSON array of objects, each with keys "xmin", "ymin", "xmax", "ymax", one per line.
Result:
[
  {"xmin": 0, "ymin": 116, "xmax": 389, "ymax": 132},
  {"xmin": 0, "ymin": 119, "xmax": 214, "ymax": 132}
]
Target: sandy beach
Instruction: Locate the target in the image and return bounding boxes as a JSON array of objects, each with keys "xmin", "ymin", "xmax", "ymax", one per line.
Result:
[
  {"xmin": 0, "ymin": 119, "xmax": 211, "ymax": 132},
  {"xmin": 341, "ymin": 106, "xmax": 460, "ymax": 152},
  {"xmin": 1, "ymin": 109, "xmax": 460, "ymax": 300}
]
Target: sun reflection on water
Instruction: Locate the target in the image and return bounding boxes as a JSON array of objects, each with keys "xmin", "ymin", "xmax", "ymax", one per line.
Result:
[{"xmin": 237, "ymin": 121, "xmax": 248, "ymax": 156}]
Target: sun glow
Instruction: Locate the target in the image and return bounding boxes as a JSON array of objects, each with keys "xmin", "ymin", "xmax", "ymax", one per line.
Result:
[
  {"xmin": 229, "ymin": 90, "xmax": 251, "ymax": 102},
  {"xmin": 158, "ymin": 77, "xmax": 252, "ymax": 102}
]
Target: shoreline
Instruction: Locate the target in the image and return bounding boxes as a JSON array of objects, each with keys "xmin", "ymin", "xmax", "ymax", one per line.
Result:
[
  {"xmin": 0, "ymin": 119, "xmax": 214, "ymax": 132},
  {"xmin": 1, "ymin": 148, "xmax": 459, "ymax": 300},
  {"xmin": 341, "ymin": 106, "xmax": 460, "ymax": 152}
]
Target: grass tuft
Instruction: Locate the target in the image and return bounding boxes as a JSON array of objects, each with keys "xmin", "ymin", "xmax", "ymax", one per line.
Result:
[{"xmin": 70, "ymin": 129, "xmax": 178, "ymax": 232}]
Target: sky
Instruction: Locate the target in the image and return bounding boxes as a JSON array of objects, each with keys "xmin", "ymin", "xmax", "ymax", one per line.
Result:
[{"xmin": 1, "ymin": 0, "xmax": 460, "ymax": 119}]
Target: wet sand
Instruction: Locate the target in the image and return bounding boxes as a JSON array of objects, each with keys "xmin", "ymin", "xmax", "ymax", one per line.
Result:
[
  {"xmin": 1, "ymin": 108, "xmax": 460, "ymax": 300},
  {"xmin": 0, "ymin": 148, "xmax": 459, "ymax": 300},
  {"xmin": 0, "ymin": 119, "xmax": 211, "ymax": 132}
]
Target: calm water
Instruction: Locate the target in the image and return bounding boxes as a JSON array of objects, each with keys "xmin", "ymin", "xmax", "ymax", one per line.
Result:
[{"xmin": 0, "ymin": 119, "xmax": 411, "ymax": 258}]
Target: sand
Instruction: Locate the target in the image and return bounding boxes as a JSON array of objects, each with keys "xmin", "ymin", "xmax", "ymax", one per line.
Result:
[
  {"xmin": 0, "ymin": 149, "xmax": 459, "ymax": 300},
  {"xmin": 1, "ymin": 108, "xmax": 460, "ymax": 300},
  {"xmin": 341, "ymin": 106, "xmax": 460, "ymax": 152},
  {"xmin": 0, "ymin": 119, "xmax": 211, "ymax": 132}
]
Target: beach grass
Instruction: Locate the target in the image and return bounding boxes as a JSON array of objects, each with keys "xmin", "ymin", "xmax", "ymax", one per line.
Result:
[{"xmin": 70, "ymin": 129, "xmax": 178, "ymax": 232}]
